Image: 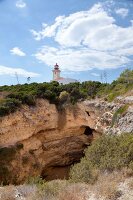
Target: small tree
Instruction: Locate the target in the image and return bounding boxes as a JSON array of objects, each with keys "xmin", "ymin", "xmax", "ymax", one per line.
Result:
[{"xmin": 27, "ymin": 77, "xmax": 31, "ymax": 84}]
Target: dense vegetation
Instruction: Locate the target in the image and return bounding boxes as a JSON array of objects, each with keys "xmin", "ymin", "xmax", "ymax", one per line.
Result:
[
  {"xmin": 69, "ymin": 133, "xmax": 133, "ymax": 183},
  {"xmin": 0, "ymin": 81, "xmax": 103, "ymax": 117},
  {"xmin": 0, "ymin": 69, "xmax": 132, "ymax": 117},
  {"xmin": 104, "ymin": 69, "xmax": 133, "ymax": 102}
]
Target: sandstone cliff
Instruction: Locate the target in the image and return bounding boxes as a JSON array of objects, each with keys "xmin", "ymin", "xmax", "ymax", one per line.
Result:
[
  {"xmin": 0, "ymin": 99, "xmax": 99, "ymax": 184},
  {"xmin": 0, "ymin": 98, "xmax": 132, "ymax": 184}
]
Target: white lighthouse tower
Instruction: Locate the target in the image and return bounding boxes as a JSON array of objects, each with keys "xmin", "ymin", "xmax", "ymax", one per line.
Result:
[
  {"xmin": 52, "ymin": 63, "xmax": 61, "ymax": 81},
  {"xmin": 52, "ymin": 63, "xmax": 78, "ymax": 84}
]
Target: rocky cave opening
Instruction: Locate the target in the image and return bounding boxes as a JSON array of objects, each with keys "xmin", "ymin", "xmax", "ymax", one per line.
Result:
[
  {"xmin": 41, "ymin": 126, "xmax": 94, "ymax": 181},
  {"xmin": 82, "ymin": 126, "xmax": 94, "ymax": 146},
  {"xmin": 83, "ymin": 126, "xmax": 93, "ymax": 136}
]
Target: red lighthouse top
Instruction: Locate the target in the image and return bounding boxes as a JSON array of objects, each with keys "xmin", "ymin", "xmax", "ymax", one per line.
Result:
[{"xmin": 54, "ymin": 63, "xmax": 59, "ymax": 70}]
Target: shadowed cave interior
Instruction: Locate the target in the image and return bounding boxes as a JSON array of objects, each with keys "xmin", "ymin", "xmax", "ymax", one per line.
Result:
[{"xmin": 41, "ymin": 126, "xmax": 94, "ymax": 181}]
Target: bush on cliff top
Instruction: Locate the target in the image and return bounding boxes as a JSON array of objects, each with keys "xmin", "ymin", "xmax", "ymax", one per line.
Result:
[
  {"xmin": 101, "ymin": 69, "xmax": 133, "ymax": 101},
  {"xmin": 0, "ymin": 69, "xmax": 132, "ymax": 117},
  {"xmin": 69, "ymin": 133, "xmax": 133, "ymax": 183},
  {"xmin": 0, "ymin": 81, "xmax": 102, "ymax": 116},
  {"xmin": 0, "ymin": 98, "xmax": 21, "ymax": 117}
]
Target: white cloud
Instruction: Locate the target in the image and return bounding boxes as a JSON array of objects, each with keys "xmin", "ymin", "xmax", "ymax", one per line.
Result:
[
  {"xmin": 35, "ymin": 46, "xmax": 129, "ymax": 71},
  {"xmin": 91, "ymin": 73, "xmax": 100, "ymax": 77},
  {"xmin": 10, "ymin": 47, "xmax": 26, "ymax": 57},
  {"xmin": 115, "ymin": 8, "xmax": 129, "ymax": 18},
  {"xmin": 62, "ymin": 71, "xmax": 80, "ymax": 76},
  {"xmin": 0, "ymin": 66, "xmax": 39, "ymax": 77},
  {"xmin": 16, "ymin": 0, "xmax": 26, "ymax": 8},
  {"xmin": 30, "ymin": 16, "xmax": 65, "ymax": 41},
  {"xmin": 32, "ymin": 3, "xmax": 133, "ymax": 71}
]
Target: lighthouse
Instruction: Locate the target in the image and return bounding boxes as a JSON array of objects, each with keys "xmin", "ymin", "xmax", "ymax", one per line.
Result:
[
  {"xmin": 52, "ymin": 63, "xmax": 61, "ymax": 81},
  {"xmin": 52, "ymin": 63, "xmax": 78, "ymax": 84}
]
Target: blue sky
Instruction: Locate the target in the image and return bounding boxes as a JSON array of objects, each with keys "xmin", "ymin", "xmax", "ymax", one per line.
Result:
[{"xmin": 0, "ymin": 0, "xmax": 133, "ymax": 85}]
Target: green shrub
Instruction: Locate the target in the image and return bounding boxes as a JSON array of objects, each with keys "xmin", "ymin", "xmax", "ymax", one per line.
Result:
[
  {"xmin": 98, "ymin": 69, "xmax": 133, "ymax": 99},
  {"xmin": 36, "ymin": 84, "xmax": 47, "ymax": 98},
  {"xmin": 7, "ymin": 93, "xmax": 36, "ymax": 106},
  {"xmin": 26, "ymin": 176, "xmax": 45, "ymax": 186},
  {"xmin": 0, "ymin": 105, "xmax": 10, "ymax": 117},
  {"xmin": 22, "ymin": 94, "xmax": 36, "ymax": 106},
  {"xmin": 70, "ymin": 134, "xmax": 133, "ymax": 183},
  {"xmin": 69, "ymin": 160, "xmax": 98, "ymax": 183},
  {"xmin": 0, "ymin": 98, "xmax": 21, "ymax": 117},
  {"xmin": 107, "ymin": 92, "xmax": 119, "ymax": 102},
  {"xmin": 111, "ymin": 105, "xmax": 129, "ymax": 127},
  {"xmin": 118, "ymin": 69, "xmax": 133, "ymax": 84},
  {"xmin": 43, "ymin": 90, "xmax": 57, "ymax": 103}
]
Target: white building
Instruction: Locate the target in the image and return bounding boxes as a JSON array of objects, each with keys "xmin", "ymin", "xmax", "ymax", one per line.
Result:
[{"xmin": 52, "ymin": 63, "xmax": 78, "ymax": 84}]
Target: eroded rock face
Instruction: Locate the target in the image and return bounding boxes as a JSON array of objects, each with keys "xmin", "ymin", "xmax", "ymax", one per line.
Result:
[
  {"xmin": 84, "ymin": 99, "xmax": 133, "ymax": 135},
  {"xmin": 0, "ymin": 99, "xmax": 101, "ymax": 184},
  {"xmin": 0, "ymin": 98, "xmax": 132, "ymax": 184}
]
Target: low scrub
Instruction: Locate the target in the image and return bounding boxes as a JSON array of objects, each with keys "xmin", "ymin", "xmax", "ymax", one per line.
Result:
[
  {"xmin": 111, "ymin": 105, "xmax": 129, "ymax": 126},
  {"xmin": 70, "ymin": 134, "xmax": 133, "ymax": 183},
  {"xmin": 0, "ymin": 69, "xmax": 132, "ymax": 117},
  {"xmin": 0, "ymin": 98, "xmax": 21, "ymax": 117},
  {"xmin": 1, "ymin": 172, "xmax": 133, "ymax": 200}
]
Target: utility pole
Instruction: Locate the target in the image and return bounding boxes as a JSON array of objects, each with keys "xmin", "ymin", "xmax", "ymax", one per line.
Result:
[
  {"xmin": 100, "ymin": 73, "xmax": 103, "ymax": 83},
  {"xmin": 15, "ymin": 72, "xmax": 19, "ymax": 84},
  {"xmin": 103, "ymin": 71, "xmax": 107, "ymax": 83}
]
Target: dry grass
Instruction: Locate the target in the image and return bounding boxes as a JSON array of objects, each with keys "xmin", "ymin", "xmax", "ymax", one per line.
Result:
[
  {"xmin": 128, "ymin": 179, "xmax": 133, "ymax": 190},
  {"xmin": 0, "ymin": 170, "xmax": 133, "ymax": 200},
  {"xmin": 90, "ymin": 172, "xmax": 122, "ymax": 200},
  {"xmin": 0, "ymin": 185, "xmax": 37, "ymax": 200},
  {"xmin": 0, "ymin": 186, "xmax": 16, "ymax": 200},
  {"xmin": 26, "ymin": 180, "xmax": 68, "ymax": 200},
  {"xmin": 58, "ymin": 183, "xmax": 89, "ymax": 200},
  {"xmin": 87, "ymin": 169, "xmax": 133, "ymax": 200}
]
